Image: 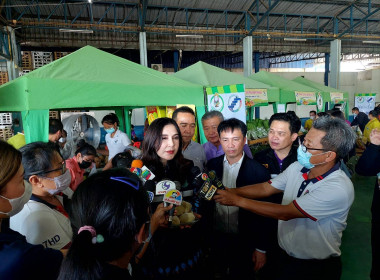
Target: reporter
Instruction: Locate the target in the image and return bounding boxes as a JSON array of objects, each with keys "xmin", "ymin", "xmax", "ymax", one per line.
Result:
[
  {"xmin": 0, "ymin": 140, "xmax": 63, "ymax": 280},
  {"xmin": 58, "ymin": 168, "xmax": 171, "ymax": 280}
]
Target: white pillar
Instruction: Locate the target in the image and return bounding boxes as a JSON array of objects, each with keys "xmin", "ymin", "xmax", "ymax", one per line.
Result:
[
  {"xmin": 330, "ymin": 39, "xmax": 341, "ymax": 89},
  {"xmin": 139, "ymin": 32, "xmax": 148, "ymax": 67},
  {"xmin": 243, "ymin": 36, "xmax": 253, "ymax": 77}
]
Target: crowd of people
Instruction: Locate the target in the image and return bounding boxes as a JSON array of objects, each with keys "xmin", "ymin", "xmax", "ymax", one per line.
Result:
[{"xmin": 1, "ymin": 105, "xmax": 379, "ymax": 280}]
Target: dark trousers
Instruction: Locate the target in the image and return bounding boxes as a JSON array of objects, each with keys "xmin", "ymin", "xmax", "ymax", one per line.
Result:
[
  {"xmin": 210, "ymin": 232, "xmax": 255, "ymax": 280},
  {"xmin": 371, "ymin": 221, "xmax": 380, "ymax": 280},
  {"xmin": 277, "ymin": 249, "xmax": 342, "ymax": 280}
]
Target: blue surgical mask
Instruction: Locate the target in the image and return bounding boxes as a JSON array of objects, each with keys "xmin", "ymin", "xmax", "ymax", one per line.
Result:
[
  {"xmin": 297, "ymin": 145, "xmax": 329, "ymax": 169},
  {"xmin": 353, "ymin": 113, "xmax": 357, "ymax": 118},
  {"xmin": 105, "ymin": 128, "xmax": 115, "ymax": 134}
]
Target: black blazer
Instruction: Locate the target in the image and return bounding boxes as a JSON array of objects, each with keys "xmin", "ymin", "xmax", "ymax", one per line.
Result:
[
  {"xmin": 356, "ymin": 143, "xmax": 380, "ymax": 222},
  {"xmin": 207, "ymin": 154, "xmax": 273, "ymax": 252}
]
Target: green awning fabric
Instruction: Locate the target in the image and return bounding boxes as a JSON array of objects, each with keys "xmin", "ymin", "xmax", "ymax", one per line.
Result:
[
  {"xmin": 292, "ymin": 76, "xmax": 349, "ymax": 101},
  {"xmin": 174, "ymin": 61, "xmax": 280, "ymax": 102},
  {"xmin": 249, "ymin": 71, "xmax": 318, "ymax": 104},
  {"xmin": 0, "ymin": 46, "xmax": 204, "ymax": 142}
]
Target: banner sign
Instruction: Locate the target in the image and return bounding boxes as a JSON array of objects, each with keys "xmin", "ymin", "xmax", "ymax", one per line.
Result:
[
  {"xmin": 330, "ymin": 92, "xmax": 345, "ymax": 104},
  {"xmin": 245, "ymin": 89, "xmax": 268, "ymax": 107},
  {"xmin": 355, "ymin": 93, "xmax": 376, "ymax": 115},
  {"xmin": 206, "ymin": 84, "xmax": 246, "ymax": 123},
  {"xmin": 295, "ymin": 91, "xmax": 317, "ymax": 105}
]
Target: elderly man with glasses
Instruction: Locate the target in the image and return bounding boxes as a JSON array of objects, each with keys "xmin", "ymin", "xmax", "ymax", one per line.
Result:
[{"xmin": 214, "ymin": 116, "xmax": 357, "ymax": 280}]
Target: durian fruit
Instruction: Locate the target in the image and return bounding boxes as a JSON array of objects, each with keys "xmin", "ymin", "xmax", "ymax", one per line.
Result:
[
  {"xmin": 179, "ymin": 212, "xmax": 195, "ymax": 224},
  {"xmin": 182, "ymin": 201, "xmax": 192, "ymax": 213},
  {"xmin": 175, "ymin": 205, "xmax": 185, "ymax": 216},
  {"xmin": 172, "ymin": 215, "xmax": 180, "ymax": 226}
]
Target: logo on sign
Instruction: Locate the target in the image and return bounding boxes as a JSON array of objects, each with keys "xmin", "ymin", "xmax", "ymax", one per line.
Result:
[{"xmin": 227, "ymin": 94, "xmax": 242, "ymax": 112}]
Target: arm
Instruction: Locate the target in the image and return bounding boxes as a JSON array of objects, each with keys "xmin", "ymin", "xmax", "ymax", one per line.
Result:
[
  {"xmin": 356, "ymin": 129, "xmax": 380, "ymax": 176},
  {"xmin": 214, "ymin": 191, "xmax": 305, "ymax": 221},
  {"xmin": 232, "ymin": 182, "xmax": 282, "ymax": 199}
]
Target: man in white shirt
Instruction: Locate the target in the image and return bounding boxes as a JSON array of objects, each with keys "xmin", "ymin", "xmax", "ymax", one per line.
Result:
[
  {"xmin": 172, "ymin": 106, "xmax": 207, "ymax": 170},
  {"xmin": 207, "ymin": 118, "xmax": 270, "ymax": 279},
  {"xmin": 214, "ymin": 117, "xmax": 357, "ymax": 280}
]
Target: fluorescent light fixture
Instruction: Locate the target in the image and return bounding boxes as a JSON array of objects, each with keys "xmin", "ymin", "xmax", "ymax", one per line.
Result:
[
  {"xmin": 363, "ymin": 40, "xmax": 380, "ymax": 44},
  {"xmin": 175, "ymin": 34, "xmax": 203, "ymax": 39},
  {"xmin": 284, "ymin": 38, "xmax": 307, "ymax": 42},
  {"xmin": 59, "ymin": 28, "xmax": 94, "ymax": 34}
]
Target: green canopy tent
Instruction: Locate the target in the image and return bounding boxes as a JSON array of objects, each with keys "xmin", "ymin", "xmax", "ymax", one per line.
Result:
[
  {"xmin": 174, "ymin": 61, "xmax": 280, "ymax": 120},
  {"xmin": 249, "ymin": 71, "xmax": 321, "ymax": 112},
  {"xmin": 293, "ymin": 76, "xmax": 350, "ymax": 117},
  {"xmin": 0, "ymin": 46, "xmax": 204, "ymax": 143}
]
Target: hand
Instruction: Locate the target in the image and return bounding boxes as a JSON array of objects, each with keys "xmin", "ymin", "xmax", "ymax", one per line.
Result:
[
  {"xmin": 213, "ymin": 188, "xmax": 240, "ymax": 206},
  {"xmin": 252, "ymin": 250, "xmax": 267, "ymax": 272},
  {"xmin": 370, "ymin": 128, "xmax": 380, "ymax": 146},
  {"xmin": 150, "ymin": 203, "xmax": 173, "ymax": 234}
]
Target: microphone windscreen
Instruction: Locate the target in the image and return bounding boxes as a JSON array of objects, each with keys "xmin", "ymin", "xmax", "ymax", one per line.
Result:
[
  {"xmin": 190, "ymin": 166, "xmax": 201, "ymax": 176},
  {"xmin": 131, "ymin": 159, "xmax": 143, "ymax": 168},
  {"xmin": 144, "ymin": 180, "xmax": 156, "ymax": 193},
  {"xmin": 174, "ymin": 181, "xmax": 181, "ymax": 191}
]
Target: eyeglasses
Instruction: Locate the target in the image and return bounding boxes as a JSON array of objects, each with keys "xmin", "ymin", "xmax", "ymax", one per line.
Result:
[
  {"xmin": 299, "ymin": 139, "xmax": 328, "ymax": 153},
  {"xmin": 33, "ymin": 161, "xmax": 66, "ymax": 176},
  {"xmin": 110, "ymin": 176, "xmax": 140, "ymax": 190}
]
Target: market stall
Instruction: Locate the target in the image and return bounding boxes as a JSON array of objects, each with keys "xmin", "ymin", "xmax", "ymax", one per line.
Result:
[
  {"xmin": 0, "ymin": 46, "xmax": 205, "ymax": 144},
  {"xmin": 174, "ymin": 62, "xmax": 280, "ymax": 145},
  {"xmin": 293, "ymin": 76, "xmax": 350, "ymax": 117}
]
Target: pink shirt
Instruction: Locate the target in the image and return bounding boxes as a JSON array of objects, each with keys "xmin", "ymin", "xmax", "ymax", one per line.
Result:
[{"xmin": 65, "ymin": 157, "xmax": 85, "ymax": 191}]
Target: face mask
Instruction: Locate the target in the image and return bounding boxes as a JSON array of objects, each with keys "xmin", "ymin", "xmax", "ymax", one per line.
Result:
[
  {"xmin": 310, "ymin": 116, "xmax": 315, "ymax": 120},
  {"xmin": 0, "ymin": 180, "xmax": 32, "ymax": 217},
  {"xmin": 105, "ymin": 128, "xmax": 115, "ymax": 134},
  {"xmin": 59, "ymin": 137, "xmax": 66, "ymax": 143},
  {"xmin": 297, "ymin": 145, "xmax": 329, "ymax": 169},
  {"xmin": 78, "ymin": 160, "xmax": 92, "ymax": 169},
  {"xmin": 353, "ymin": 113, "xmax": 357, "ymax": 118},
  {"xmin": 42, "ymin": 169, "xmax": 71, "ymax": 195}
]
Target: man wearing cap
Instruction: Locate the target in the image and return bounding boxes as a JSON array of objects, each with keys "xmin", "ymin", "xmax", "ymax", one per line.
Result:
[{"xmin": 215, "ymin": 117, "xmax": 356, "ymax": 280}]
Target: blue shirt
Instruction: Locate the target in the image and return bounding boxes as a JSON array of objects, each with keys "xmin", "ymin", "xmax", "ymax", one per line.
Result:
[{"xmin": 0, "ymin": 220, "xmax": 63, "ymax": 280}]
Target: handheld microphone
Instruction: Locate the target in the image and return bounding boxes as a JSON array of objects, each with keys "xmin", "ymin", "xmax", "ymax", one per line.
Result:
[
  {"xmin": 131, "ymin": 159, "xmax": 143, "ymax": 168},
  {"xmin": 208, "ymin": 170, "xmax": 225, "ymax": 190},
  {"xmin": 163, "ymin": 189, "xmax": 182, "ymax": 225}
]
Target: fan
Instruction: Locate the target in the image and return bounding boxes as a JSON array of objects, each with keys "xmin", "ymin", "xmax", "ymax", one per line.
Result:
[{"xmin": 62, "ymin": 114, "xmax": 101, "ymax": 149}]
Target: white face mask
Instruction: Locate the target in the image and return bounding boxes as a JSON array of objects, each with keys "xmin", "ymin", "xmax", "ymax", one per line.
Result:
[
  {"xmin": 310, "ymin": 116, "xmax": 316, "ymax": 120},
  {"xmin": 59, "ymin": 137, "xmax": 66, "ymax": 143},
  {"xmin": 41, "ymin": 169, "xmax": 71, "ymax": 195},
  {"xmin": 0, "ymin": 180, "xmax": 32, "ymax": 217}
]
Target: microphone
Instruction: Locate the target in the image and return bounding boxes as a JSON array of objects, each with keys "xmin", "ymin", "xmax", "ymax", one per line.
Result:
[
  {"xmin": 208, "ymin": 170, "xmax": 225, "ymax": 190},
  {"xmin": 130, "ymin": 160, "xmax": 155, "ymax": 182},
  {"xmin": 144, "ymin": 180, "xmax": 156, "ymax": 203},
  {"xmin": 163, "ymin": 189, "xmax": 183, "ymax": 225},
  {"xmin": 131, "ymin": 159, "xmax": 143, "ymax": 168}
]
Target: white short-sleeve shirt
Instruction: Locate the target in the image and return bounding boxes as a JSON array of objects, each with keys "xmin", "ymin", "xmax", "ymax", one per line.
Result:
[
  {"xmin": 270, "ymin": 161, "xmax": 354, "ymax": 260},
  {"xmin": 10, "ymin": 196, "xmax": 72, "ymax": 250},
  {"xmin": 105, "ymin": 129, "xmax": 131, "ymax": 160}
]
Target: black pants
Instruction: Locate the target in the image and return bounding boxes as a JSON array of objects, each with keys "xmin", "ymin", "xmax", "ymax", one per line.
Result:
[
  {"xmin": 210, "ymin": 232, "xmax": 255, "ymax": 280},
  {"xmin": 276, "ymin": 249, "xmax": 342, "ymax": 280},
  {"xmin": 371, "ymin": 221, "xmax": 380, "ymax": 280}
]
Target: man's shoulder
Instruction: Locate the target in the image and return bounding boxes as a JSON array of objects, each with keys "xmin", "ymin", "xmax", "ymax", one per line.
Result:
[
  {"xmin": 207, "ymin": 154, "xmax": 224, "ymax": 167},
  {"xmin": 253, "ymin": 148, "xmax": 273, "ymax": 161}
]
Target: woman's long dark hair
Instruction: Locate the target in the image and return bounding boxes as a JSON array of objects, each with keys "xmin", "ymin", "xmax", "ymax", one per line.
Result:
[
  {"xmin": 58, "ymin": 168, "xmax": 149, "ymax": 280},
  {"xmin": 141, "ymin": 118, "xmax": 191, "ymax": 183}
]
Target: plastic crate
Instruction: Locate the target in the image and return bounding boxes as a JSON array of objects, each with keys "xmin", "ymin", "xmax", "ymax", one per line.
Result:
[
  {"xmin": 54, "ymin": 52, "xmax": 70, "ymax": 60},
  {"xmin": 19, "ymin": 69, "xmax": 32, "ymax": 77},
  {"xmin": 32, "ymin": 51, "xmax": 53, "ymax": 69},
  {"xmin": 0, "ymin": 113, "xmax": 12, "ymax": 125},
  {"xmin": 0, "ymin": 72, "xmax": 8, "ymax": 85},
  {"xmin": 49, "ymin": 111, "xmax": 59, "ymax": 119},
  {"xmin": 21, "ymin": 51, "xmax": 33, "ymax": 69},
  {"xmin": 0, "ymin": 127, "xmax": 13, "ymax": 141}
]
